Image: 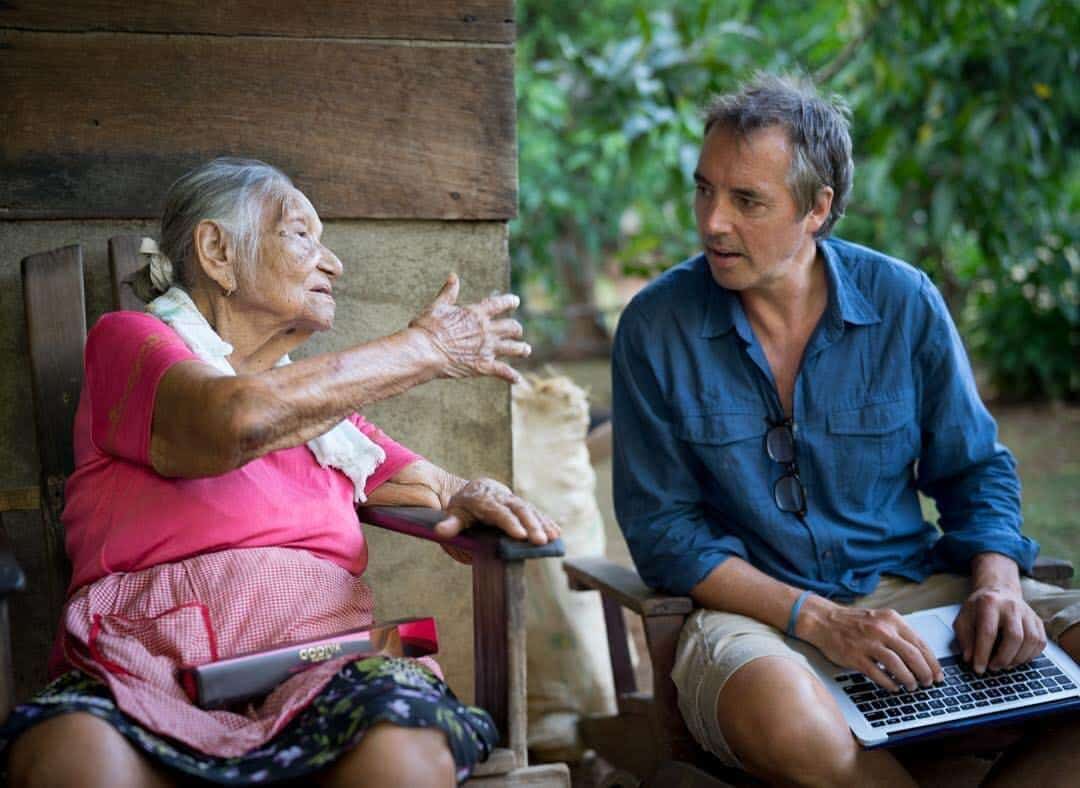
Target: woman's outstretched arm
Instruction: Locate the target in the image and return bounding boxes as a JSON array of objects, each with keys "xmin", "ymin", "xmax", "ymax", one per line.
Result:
[{"xmin": 149, "ymin": 275, "xmax": 527, "ymax": 478}]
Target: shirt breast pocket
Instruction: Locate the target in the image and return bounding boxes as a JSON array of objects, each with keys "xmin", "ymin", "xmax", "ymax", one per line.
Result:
[
  {"xmin": 675, "ymin": 410, "xmax": 766, "ymax": 478},
  {"xmin": 828, "ymin": 394, "xmax": 919, "ymax": 512}
]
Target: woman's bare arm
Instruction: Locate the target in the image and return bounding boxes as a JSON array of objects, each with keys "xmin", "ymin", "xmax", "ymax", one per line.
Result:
[
  {"xmin": 150, "ymin": 278, "xmax": 527, "ymax": 478},
  {"xmin": 363, "ymin": 458, "xmax": 462, "ymax": 510}
]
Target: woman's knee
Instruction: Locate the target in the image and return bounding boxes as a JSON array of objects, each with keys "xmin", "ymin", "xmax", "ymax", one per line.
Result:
[
  {"xmin": 321, "ymin": 722, "xmax": 456, "ymax": 788},
  {"xmin": 718, "ymin": 657, "xmax": 858, "ymax": 785},
  {"xmin": 8, "ymin": 711, "xmax": 172, "ymax": 788}
]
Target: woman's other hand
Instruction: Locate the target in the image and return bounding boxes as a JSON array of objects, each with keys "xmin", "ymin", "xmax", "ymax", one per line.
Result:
[
  {"xmin": 434, "ymin": 478, "xmax": 560, "ymax": 546},
  {"xmin": 409, "ymin": 273, "xmax": 530, "ymax": 385}
]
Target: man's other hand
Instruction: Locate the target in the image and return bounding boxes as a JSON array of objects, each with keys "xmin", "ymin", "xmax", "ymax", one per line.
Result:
[
  {"xmin": 954, "ymin": 586, "xmax": 1046, "ymax": 674},
  {"xmin": 800, "ymin": 597, "xmax": 943, "ymax": 692}
]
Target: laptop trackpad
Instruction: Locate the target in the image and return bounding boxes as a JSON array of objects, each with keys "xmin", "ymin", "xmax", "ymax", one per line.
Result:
[{"xmin": 906, "ymin": 609, "xmax": 958, "ymax": 656}]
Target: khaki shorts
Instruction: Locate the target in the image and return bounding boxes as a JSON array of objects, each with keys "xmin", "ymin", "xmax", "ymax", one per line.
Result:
[{"xmin": 671, "ymin": 573, "xmax": 1080, "ymax": 767}]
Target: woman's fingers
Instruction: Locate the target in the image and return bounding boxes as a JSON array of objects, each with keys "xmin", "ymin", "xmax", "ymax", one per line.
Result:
[
  {"xmin": 487, "ymin": 361, "xmax": 524, "ymax": 385},
  {"xmin": 539, "ymin": 511, "xmax": 561, "ymax": 541},
  {"xmin": 495, "ymin": 339, "xmax": 532, "ymax": 359},
  {"xmin": 434, "ymin": 511, "xmax": 467, "ymax": 538},
  {"xmin": 432, "ymin": 272, "xmax": 461, "ymax": 306},
  {"xmin": 490, "ymin": 318, "xmax": 524, "ymax": 339},
  {"xmin": 505, "ymin": 498, "xmax": 549, "ymax": 545},
  {"xmin": 410, "ymin": 278, "xmax": 529, "ymax": 383},
  {"xmin": 477, "ymin": 293, "xmax": 520, "ymax": 318},
  {"xmin": 477, "ymin": 500, "xmax": 527, "ymax": 540}
]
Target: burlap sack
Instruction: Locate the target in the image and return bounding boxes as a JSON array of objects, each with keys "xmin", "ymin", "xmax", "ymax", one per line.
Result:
[{"xmin": 512, "ymin": 374, "xmax": 617, "ymax": 757}]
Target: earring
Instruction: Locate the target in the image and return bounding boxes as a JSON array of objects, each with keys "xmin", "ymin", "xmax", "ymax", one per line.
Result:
[{"xmin": 223, "ymin": 283, "xmax": 236, "ymax": 297}]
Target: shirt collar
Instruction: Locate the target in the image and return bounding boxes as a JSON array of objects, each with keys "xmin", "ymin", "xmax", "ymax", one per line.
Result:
[
  {"xmin": 819, "ymin": 238, "xmax": 880, "ymax": 334},
  {"xmin": 698, "ymin": 240, "xmax": 881, "ymax": 340}
]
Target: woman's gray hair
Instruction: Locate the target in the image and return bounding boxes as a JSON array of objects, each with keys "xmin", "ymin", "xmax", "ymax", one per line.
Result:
[
  {"xmin": 134, "ymin": 158, "xmax": 294, "ymax": 300},
  {"xmin": 704, "ymin": 73, "xmax": 853, "ymax": 238}
]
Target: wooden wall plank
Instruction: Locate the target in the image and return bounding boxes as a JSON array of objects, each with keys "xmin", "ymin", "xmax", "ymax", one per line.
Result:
[
  {"xmin": 0, "ymin": 1, "xmax": 515, "ymax": 43},
  {"xmin": 0, "ymin": 31, "xmax": 517, "ymax": 220}
]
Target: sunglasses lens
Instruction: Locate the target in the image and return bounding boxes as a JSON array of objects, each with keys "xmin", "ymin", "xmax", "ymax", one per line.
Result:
[
  {"xmin": 766, "ymin": 425, "xmax": 795, "ymax": 463},
  {"xmin": 774, "ymin": 474, "xmax": 806, "ymax": 513}
]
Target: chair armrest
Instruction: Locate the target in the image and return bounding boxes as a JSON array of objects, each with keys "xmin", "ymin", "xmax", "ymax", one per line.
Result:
[
  {"xmin": 358, "ymin": 504, "xmax": 557, "ymax": 762},
  {"xmin": 1032, "ymin": 556, "xmax": 1074, "ymax": 588},
  {"xmin": 357, "ymin": 506, "xmax": 564, "ymax": 560},
  {"xmin": 564, "ymin": 556, "xmax": 693, "ymax": 617},
  {"xmin": 0, "ymin": 520, "xmax": 27, "ymax": 598}
]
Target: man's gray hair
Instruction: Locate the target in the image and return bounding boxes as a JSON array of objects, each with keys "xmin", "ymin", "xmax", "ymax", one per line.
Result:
[
  {"xmin": 704, "ymin": 73, "xmax": 853, "ymax": 238},
  {"xmin": 159, "ymin": 157, "xmax": 294, "ymax": 288}
]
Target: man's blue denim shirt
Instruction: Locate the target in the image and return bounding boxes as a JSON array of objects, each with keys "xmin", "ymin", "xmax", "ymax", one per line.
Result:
[{"xmin": 611, "ymin": 237, "xmax": 1037, "ymax": 600}]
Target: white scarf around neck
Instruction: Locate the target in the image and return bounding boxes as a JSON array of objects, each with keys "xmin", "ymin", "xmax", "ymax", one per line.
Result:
[{"xmin": 145, "ymin": 287, "xmax": 385, "ymax": 503}]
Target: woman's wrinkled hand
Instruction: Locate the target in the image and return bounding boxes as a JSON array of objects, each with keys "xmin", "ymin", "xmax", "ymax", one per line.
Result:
[
  {"xmin": 434, "ymin": 478, "xmax": 561, "ymax": 546},
  {"xmin": 409, "ymin": 273, "xmax": 530, "ymax": 385},
  {"xmin": 800, "ymin": 599, "xmax": 943, "ymax": 693}
]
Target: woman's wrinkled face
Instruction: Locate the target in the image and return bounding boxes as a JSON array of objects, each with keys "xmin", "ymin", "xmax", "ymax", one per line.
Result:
[{"xmin": 236, "ymin": 187, "xmax": 344, "ymax": 334}]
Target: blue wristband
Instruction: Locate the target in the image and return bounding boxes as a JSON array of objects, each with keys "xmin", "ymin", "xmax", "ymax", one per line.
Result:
[{"xmin": 786, "ymin": 589, "xmax": 813, "ymax": 639}]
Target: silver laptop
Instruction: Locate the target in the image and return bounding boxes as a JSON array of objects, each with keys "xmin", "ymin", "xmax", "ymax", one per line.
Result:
[{"xmin": 793, "ymin": 603, "xmax": 1080, "ymax": 747}]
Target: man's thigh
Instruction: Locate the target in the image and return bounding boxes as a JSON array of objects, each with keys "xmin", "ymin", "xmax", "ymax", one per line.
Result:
[{"xmin": 672, "ymin": 608, "xmax": 816, "ymax": 765}]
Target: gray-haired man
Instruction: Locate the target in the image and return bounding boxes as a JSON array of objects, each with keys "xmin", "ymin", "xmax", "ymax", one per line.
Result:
[{"xmin": 612, "ymin": 73, "xmax": 1080, "ymax": 785}]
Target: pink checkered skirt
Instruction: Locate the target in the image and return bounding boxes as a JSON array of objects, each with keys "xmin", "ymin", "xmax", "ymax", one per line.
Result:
[{"xmin": 56, "ymin": 547, "xmax": 384, "ymax": 757}]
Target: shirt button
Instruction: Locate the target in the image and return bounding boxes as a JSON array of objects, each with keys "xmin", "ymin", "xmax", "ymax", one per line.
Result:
[{"xmin": 822, "ymin": 550, "xmax": 832, "ymax": 559}]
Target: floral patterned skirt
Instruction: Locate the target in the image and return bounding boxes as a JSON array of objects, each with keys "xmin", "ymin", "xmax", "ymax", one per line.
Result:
[{"xmin": 0, "ymin": 657, "xmax": 497, "ymax": 785}]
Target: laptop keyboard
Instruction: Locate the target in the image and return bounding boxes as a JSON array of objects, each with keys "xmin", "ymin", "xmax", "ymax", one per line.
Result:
[{"xmin": 837, "ymin": 655, "xmax": 1077, "ymax": 728}]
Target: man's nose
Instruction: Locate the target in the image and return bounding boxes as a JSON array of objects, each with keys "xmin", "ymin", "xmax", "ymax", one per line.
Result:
[
  {"xmin": 703, "ymin": 198, "xmax": 735, "ymax": 236},
  {"xmin": 318, "ymin": 246, "xmax": 344, "ymax": 278}
]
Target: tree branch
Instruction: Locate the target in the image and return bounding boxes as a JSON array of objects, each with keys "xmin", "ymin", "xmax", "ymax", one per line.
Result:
[{"xmin": 813, "ymin": 0, "xmax": 892, "ymax": 84}]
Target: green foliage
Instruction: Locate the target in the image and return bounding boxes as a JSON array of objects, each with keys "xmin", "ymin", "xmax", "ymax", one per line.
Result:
[{"xmin": 514, "ymin": 0, "xmax": 1080, "ymax": 399}]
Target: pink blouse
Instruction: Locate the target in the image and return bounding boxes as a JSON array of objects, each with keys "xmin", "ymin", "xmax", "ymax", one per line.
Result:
[{"xmin": 62, "ymin": 311, "xmax": 421, "ymax": 593}]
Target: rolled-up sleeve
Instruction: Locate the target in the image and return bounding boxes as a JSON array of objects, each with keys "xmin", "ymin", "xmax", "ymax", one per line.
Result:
[
  {"xmin": 612, "ymin": 304, "xmax": 749, "ymax": 595},
  {"xmin": 913, "ymin": 278, "xmax": 1038, "ymax": 573}
]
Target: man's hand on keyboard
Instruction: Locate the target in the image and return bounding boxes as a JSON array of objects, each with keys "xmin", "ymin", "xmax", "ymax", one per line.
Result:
[
  {"xmin": 954, "ymin": 585, "xmax": 1047, "ymax": 675},
  {"xmin": 800, "ymin": 596, "xmax": 943, "ymax": 692},
  {"xmin": 959, "ymin": 552, "xmax": 1048, "ymax": 675}
]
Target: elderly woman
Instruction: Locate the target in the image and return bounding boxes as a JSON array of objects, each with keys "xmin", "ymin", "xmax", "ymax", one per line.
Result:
[{"xmin": 1, "ymin": 158, "xmax": 559, "ymax": 787}]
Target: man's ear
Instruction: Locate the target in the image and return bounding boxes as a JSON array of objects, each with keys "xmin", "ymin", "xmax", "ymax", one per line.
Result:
[
  {"xmin": 193, "ymin": 220, "xmax": 237, "ymax": 294},
  {"xmin": 806, "ymin": 186, "xmax": 834, "ymax": 235}
]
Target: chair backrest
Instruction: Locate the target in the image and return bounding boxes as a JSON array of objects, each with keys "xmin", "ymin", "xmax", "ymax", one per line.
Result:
[
  {"xmin": 109, "ymin": 235, "xmax": 149, "ymax": 312},
  {"xmin": 20, "ymin": 237, "xmax": 146, "ymax": 620},
  {"xmin": 21, "ymin": 245, "xmax": 86, "ymax": 618}
]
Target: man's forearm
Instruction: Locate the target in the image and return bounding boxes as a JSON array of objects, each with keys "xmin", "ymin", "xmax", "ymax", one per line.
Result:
[{"xmin": 690, "ymin": 555, "xmax": 811, "ymax": 633}]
